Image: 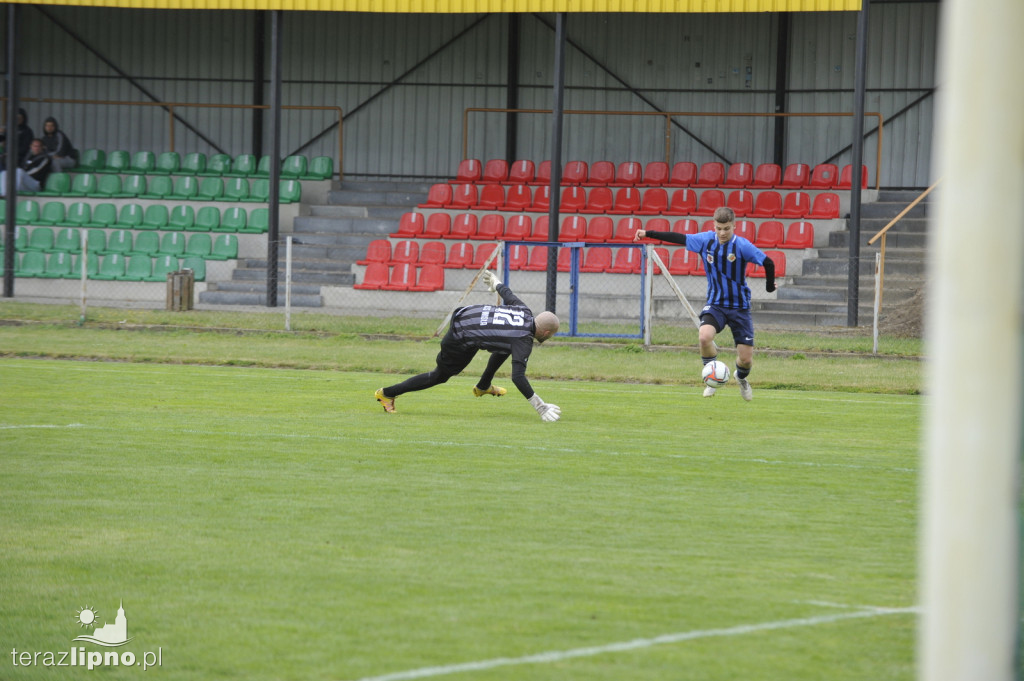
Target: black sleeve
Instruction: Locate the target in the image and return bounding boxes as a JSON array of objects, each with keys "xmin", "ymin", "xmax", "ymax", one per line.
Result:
[
  {"xmin": 509, "ymin": 335, "xmax": 536, "ymax": 399},
  {"xmin": 643, "ymin": 230, "xmax": 687, "ymax": 247},
  {"xmin": 762, "ymin": 256, "xmax": 776, "ymax": 293},
  {"xmin": 496, "ymin": 282, "xmax": 528, "ymax": 309}
]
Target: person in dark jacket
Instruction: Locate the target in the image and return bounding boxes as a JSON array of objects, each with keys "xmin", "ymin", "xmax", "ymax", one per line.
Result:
[
  {"xmin": 0, "ymin": 138, "xmax": 53, "ymax": 195},
  {"xmin": 0, "ymin": 108, "xmax": 34, "ymax": 170},
  {"xmin": 40, "ymin": 116, "xmax": 78, "ymax": 170}
]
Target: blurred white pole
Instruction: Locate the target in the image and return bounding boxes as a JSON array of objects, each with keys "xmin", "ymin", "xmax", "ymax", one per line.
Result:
[
  {"xmin": 284, "ymin": 236, "xmax": 292, "ymax": 331},
  {"xmin": 872, "ymin": 252, "xmax": 880, "ymax": 355},
  {"xmin": 921, "ymin": 0, "xmax": 1023, "ymax": 679},
  {"xmin": 79, "ymin": 227, "xmax": 87, "ymax": 324}
]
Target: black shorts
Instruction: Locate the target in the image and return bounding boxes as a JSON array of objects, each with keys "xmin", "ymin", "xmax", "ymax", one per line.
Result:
[
  {"xmin": 436, "ymin": 328, "xmax": 478, "ymax": 378},
  {"xmin": 699, "ymin": 304, "xmax": 755, "ymax": 347}
]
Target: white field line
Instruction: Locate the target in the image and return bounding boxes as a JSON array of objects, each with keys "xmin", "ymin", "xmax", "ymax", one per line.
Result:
[
  {"xmin": 347, "ymin": 605, "xmax": 919, "ymax": 681},
  {"xmin": 0, "ymin": 423, "xmax": 85, "ymax": 430}
]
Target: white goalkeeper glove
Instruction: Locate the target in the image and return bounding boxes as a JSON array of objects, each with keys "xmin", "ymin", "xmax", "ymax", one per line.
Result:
[
  {"xmin": 528, "ymin": 394, "xmax": 561, "ymax": 422},
  {"xmin": 483, "ymin": 270, "xmax": 502, "ymax": 292}
]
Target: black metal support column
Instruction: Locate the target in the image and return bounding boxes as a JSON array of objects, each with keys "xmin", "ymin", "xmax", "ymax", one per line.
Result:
[
  {"xmin": 265, "ymin": 10, "xmax": 282, "ymax": 307},
  {"xmin": 545, "ymin": 12, "xmax": 567, "ymax": 314},
  {"xmin": 252, "ymin": 11, "xmax": 266, "ymax": 159},
  {"xmin": 847, "ymin": 0, "xmax": 870, "ymax": 327},
  {"xmin": 772, "ymin": 12, "xmax": 790, "ymax": 166},
  {"xmin": 505, "ymin": 14, "xmax": 520, "ymax": 163},
  {"xmin": 3, "ymin": 4, "xmax": 20, "ymax": 297}
]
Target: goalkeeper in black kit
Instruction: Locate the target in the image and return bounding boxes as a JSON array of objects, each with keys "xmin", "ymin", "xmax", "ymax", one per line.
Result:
[{"xmin": 375, "ymin": 271, "xmax": 563, "ymax": 421}]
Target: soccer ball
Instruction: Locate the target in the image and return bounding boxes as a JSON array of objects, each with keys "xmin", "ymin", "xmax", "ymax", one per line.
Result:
[{"xmin": 701, "ymin": 360, "xmax": 731, "ymax": 388}]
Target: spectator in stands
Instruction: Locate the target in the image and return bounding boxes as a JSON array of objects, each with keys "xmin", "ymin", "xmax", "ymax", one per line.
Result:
[
  {"xmin": 0, "ymin": 138, "xmax": 53, "ymax": 195},
  {"xmin": 634, "ymin": 206, "xmax": 776, "ymax": 401},
  {"xmin": 40, "ymin": 116, "xmax": 78, "ymax": 170},
  {"xmin": 0, "ymin": 107, "xmax": 34, "ymax": 170},
  {"xmin": 375, "ymin": 271, "xmax": 562, "ymax": 422}
]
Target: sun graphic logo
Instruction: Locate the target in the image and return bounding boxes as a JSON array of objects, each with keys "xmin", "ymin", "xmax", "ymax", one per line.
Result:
[{"xmin": 72, "ymin": 600, "xmax": 133, "ymax": 647}]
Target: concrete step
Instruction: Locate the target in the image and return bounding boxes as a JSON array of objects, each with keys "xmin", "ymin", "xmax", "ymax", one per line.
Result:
[
  {"xmin": 293, "ymin": 215, "xmax": 398, "ymax": 236},
  {"xmin": 208, "ymin": 281, "xmax": 323, "ymax": 295},
  {"xmin": 198, "ymin": 290, "xmax": 324, "ymax": 307},
  {"xmin": 800, "ymin": 253, "xmax": 926, "ymax": 277}
]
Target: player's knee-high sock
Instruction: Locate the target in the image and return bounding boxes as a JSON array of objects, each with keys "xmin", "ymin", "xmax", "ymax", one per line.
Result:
[
  {"xmin": 735, "ymin": 364, "xmax": 751, "ymax": 380},
  {"xmin": 702, "ymin": 355, "xmax": 718, "ymax": 365}
]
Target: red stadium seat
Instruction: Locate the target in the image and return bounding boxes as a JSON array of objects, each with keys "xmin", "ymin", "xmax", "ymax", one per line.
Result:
[
  {"xmin": 582, "ymin": 160, "xmax": 614, "ymax": 186},
  {"xmin": 524, "ymin": 245, "xmax": 551, "ymax": 271},
  {"xmin": 607, "ymin": 187, "xmax": 642, "ymax": 215},
  {"xmin": 667, "ymin": 161, "xmax": 698, "ymax": 187},
  {"xmin": 610, "ymin": 217, "xmax": 643, "ymax": 243},
  {"xmin": 664, "ymin": 188, "xmax": 697, "ymax": 215},
  {"xmin": 530, "ymin": 160, "xmax": 552, "ymax": 186},
  {"xmin": 650, "ymin": 247, "xmax": 670, "ymax": 274},
  {"xmin": 504, "ymin": 214, "xmax": 532, "ymax": 240},
  {"xmin": 446, "ymin": 213, "xmax": 478, "ymax": 240},
  {"xmin": 418, "ymin": 241, "xmax": 447, "ymax": 266},
  {"xmin": 422, "ymin": 213, "xmax": 451, "ymax": 239},
  {"xmin": 806, "ymin": 192, "xmax": 841, "ymax": 219},
  {"xmin": 394, "ymin": 212, "xmax": 424, "ymax": 238},
  {"xmin": 734, "ymin": 220, "xmax": 756, "ymax": 242},
  {"xmin": 527, "ymin": 185, "xmax": 551, "ymax": 212},
  {"xmin": 353, "ymin": 262, "xmax": 389, "ymax": 290},
  {"xmin": 641, "ymin": 161, "xmax": 669, "ymax": 186},
  {"xmin": 390, "ymin": 240, "xmax": 420, "ymax": 264},
  {"xmin": 562, "ymin": 160, "xmax": 589, "ymax": 185},
  {"xmin": 382, "ymin": 262, "xmax": 418, "ymax": 290},
  {"xmin": 471, "ymin": 243, "xmax": 499, "ymax": 270},
  {"xmin": 507, "ymin": 159, "xmax": 535, "ymax": 185},
  {"xmin": 754, "ymin": 221, "xmax": 785, "ymax": 248},
  {"xmin": 410, "ymin": 264, "xmax": 445, "ymax": 291},
  {"xmin": 444, "ymin": 242, "xmax": 474, "ymax": 268},
  {"xmin": 579, "ymin": 186, "xmax": 613, "ymax": 214},
  {"xmin": 507, "ymin": 243, "xmax": 531, "ymax": 270},
  {"xmin": 474, "ymin": 214, "xmax": 505, "ymax": 240},
  {"xmin": 611, "ymin": 161, "xmax": 643, "ymax": 186},
  {"xmin": 782, "ymin": 221, "xmax": 815, "ymax": 249},
  {"xmin": 500, "ymin": 184, "xmax": 532, "ymax": 211},
  {"xmin": 580, "ymin": 247, "xmax": 613, "ymax": 272},
  {"xmin": 607, "ymin": 246, "xmax": 642, "ymax": 273},
  {"xmin": 778, "ymin": 163, "xmax": 810, "ymax": 189},
  {"xmin": 747, "ymin": 190, "xmax": 782, "ymax": 218},
  {"xmin": 559, "ymin": 186, "xmax": 587, "ymax": 213},
  {"xmin": 585, "ymin": 216, "xmax": 614, "ymax": 242},
  {"xmin": 673, "ymin": 218, "xmax": 699, "ymax": 235},
  {"xmin": 527, "ymin": 216, "xmax": 551, "ymax": 241},
  {"xmin": 476, "ymin": 183, "xmax": 506, "ymax": 210},
  {"xmin": 644, "ymin": 217, "xmax": 671, "ymax": 235},
  {"xmin": 558, "ymin": 215, "xmax": 587, "ymax": 242},
  {"xmin": 807, "ymin": 163, "xmax": 839, "ymax": 189},
  {"xmin": 480, "ymin": 159, "xmax": 509, "ymax": 184},
  {"xmin": 726, "ymin": 190, "xmax": 754, "ymax": 218},
  {"xmin": 776, "ymin": 191, "xmax": 811, "ymax": 219},
  {"xmin": 838, "ymin": 164, "xmax": 868, "ymax": 189},
  {"xmin": 447, "ymin": 183, "xmax": 478, "ymax": 209},
  {"xmin": 636, "ymin": 187, "xmax": 669, "ymax": 215},
  {"xmin": 692, "ymin": 189, "xmax": 726, "ymax": 217},
  {"xmin": 692, "ymin": 162, "xmax": 725, "ymax": 188},
  {"xmin": 418, "ymin": 183, "xmax": 452, "ymax": 208},
  {"xmin": 357, "ymin": 239, "xmax": 391, "ymax": 265},
  {"xmin": 749, "ymin": 250, "xmax": 786, "ymax": 278},
  {"xmin": 749, "ymin": 163, "xmax": 782, "ymax": 189},
  {"xmin": 452, "ymin": 158, "xmax": 482, "ymax": 184},
  {"xmin": 557, "ymin": 248, "xmax": 572, "ymax": 272},
  {"xmin": 669, "ymin": 248, "xmax": 698, "ymax": 275},
  {"xmin": 721, "ymin": 162, "xmax": 753, "ymax": 188}
]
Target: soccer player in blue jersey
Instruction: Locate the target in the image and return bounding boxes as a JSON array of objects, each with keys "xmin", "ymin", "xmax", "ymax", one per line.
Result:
[
  {"xmin": 375, "ymin": 271, "xmax": 562, "ymax": 421},
  {"xmin": 634, "ymin": 206, "xmax": 776, "ymax": 400}
]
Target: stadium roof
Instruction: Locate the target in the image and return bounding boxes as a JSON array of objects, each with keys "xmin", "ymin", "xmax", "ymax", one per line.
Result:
[{"xmin": 4, "ymin": 0, "xmax": 861, "ymax": 12}]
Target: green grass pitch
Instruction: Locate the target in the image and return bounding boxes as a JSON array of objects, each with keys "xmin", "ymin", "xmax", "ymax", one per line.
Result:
[{"xmin": 0, "ymin": 358, "xmax": 919, "ymax": 680}]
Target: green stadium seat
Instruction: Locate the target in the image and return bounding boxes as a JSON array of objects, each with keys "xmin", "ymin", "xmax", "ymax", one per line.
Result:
[
  {"xmin": 104, "ymin": 229, "xmax": 133, "ymax": 256},
  {"xmin": 279, "ymin": 179, "xmax": 302, "ymax": 204},
  {"xmin": 121, "ymin": 255, "xmax": 152, "ymax": 282},
  {"xmin": 88, "ymin": 203, "xmax": 118, "ymax": 228},
  {"xmin": 304, "ymin": 156, "xmax": 333, "ymax": 180},
  {"xmin": 243, "ymin": 179, "xmax": 269, "ymax": 203},
  {"xmin": 208, "ymin": 233, "xmax": 238, "ymax": 261},
  {"xmin": 184, "ymin": 233, "xmax": 212, "ymax": 258},
  {"xmin": 254, "ymin": 155, "xmax": 271, "ymax": 177},
  {"xmin": 94, "ymin": 253, "xmax": 126, "ymax": 280},
  {"xmin": 0, "ymin": 198, "xmax": 5, "ymax": 223},
  {"xmin": 281, "ymin": 155, "xmax": 307, "ymax": 179},
  {"xmin": 115, "ymin": 204, "xmax": 145, "ymax": 229},
  {"xmin": 120, "ymin": 174, "xmax": 147, "ymax": 198},
  {"xmin": 36, "ymin": 202, "xmax": 66, "ymax": 226},
  {"xmin": 169, "ymin": 205, "xmax": 195, "ymax": 231},
  {"xmin": 200, "ymin": 154, "xmax": 231, "ymax": 177},
  {"xmin": 219, "ymin": 207, "xmax": 246, "ymax": 232},
  {"xmin": 222, "ymin": 177, "xmax": 249, "ymax": 201},
  {"xmin": 70, "ymin": 251, "xmax": 99, "ymax": 278},
  {"xmin": 241, "ymin": 207, "xmax": 268, "ymax": 234},
  {"xmin": 129, "ymin": 151, "xmax": 156, "ymax": 175},
  {"xmin": 197, "ymin": 177, "xmax": 224, "ymax": 201},
  {"xmin": 194, "ymin": 206, "xmax": 220, "ymax": 232},
  {"xmin": 53, "ymin": 227, "xmax": 82, "ymax": 253},
  {"xmin": 131, "ymin": 231, "xmax": 160, "ymax": 256},
  {"xmin": 25, "ymin": 226, "xmax": 55, "ymax": 252},
  {"xmin": 139, "ymin": 175, "xmax": 173, "ymax": 200},
  {"xmin": 16, "ymin": 199, "xmax": 40, "ymax": 225},
  {"xmin": 226, "ymin": 154, "xmax": 256, "ymax": 177},
  {"xmin": 78, "ymin": 149, "xmax": 106, "ymax": 172},
  {"xmin": 36, "ymin": 172, "xmax": 71, "ymax": 197},
  {"xmin": 60, "ymin": 202, "xmax": 92, "ymax": 228},
  {"xmin": 153, "ymin": 151, "xmax": 180, "ymax": 175},
  {"xmin": 39, "ymin": 251, "xmax": 73, "ymax": 279},
  {"xmin": 142, "ymin": 205, "xmax": 169, "ymax": 230},
  {"xmin": 148, "ymin": 254, "xmax": 179, "ymax": 282},
  {"xmin": 181, "ymin": 255, "xmax": 206, "ymax": 282},
  {"xmin": 16, "ymin": 250, "xmax": 46, "ymax": 277},
  {"xmin": 170, "ymin": 176, "xmax": 199, "ymax": 200},
  {"xmin": 66, "ymin": 173, "xmax": 97, "ymax": 197},
  {"xmin": 86, "ymin": 228, "xmax": 106, "ymax": 255},
  {"xmin": 12, "ymin": 225, "xmax": 28, "ymax": 250},
  {"xmin": 102, "ymin": 150, "xmax": 131, "ymax": 174},
  {"xmin": 157, "ymin": 231, "xmax": 186, "ymax": 257},
  {"xmin": 180, "ymin": 152, "xmax": 206, "ymax": 175},
  {"xmin": 92, "ymin": 174, "xmax": 130, "ymax": 198}
]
